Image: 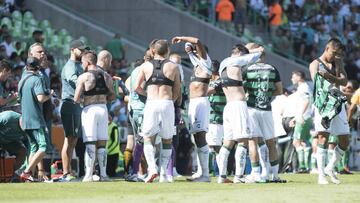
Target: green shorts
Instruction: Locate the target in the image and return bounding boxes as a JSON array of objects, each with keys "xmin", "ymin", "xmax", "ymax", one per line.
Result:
[
  {"xmin": 60, "ymin": 100, "xmax": 82, "ymax": 138},
  {"xmin": 128, "ymin": 109, "xmax": 144, "ymax": 144},
  {"xmin": 25, "ymin": 128, "xmax": 47, "ymax": 154},
  {"xmin": 293, "ymin": 118, "xmax": 312, "ymax": 141}
]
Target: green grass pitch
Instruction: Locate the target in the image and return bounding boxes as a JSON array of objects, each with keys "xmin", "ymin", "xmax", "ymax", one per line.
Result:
[{"xmin": 1, "ymin": 174, "xmax": 360, "ymax": 203}]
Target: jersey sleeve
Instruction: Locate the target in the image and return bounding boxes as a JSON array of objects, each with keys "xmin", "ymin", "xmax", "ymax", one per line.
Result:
[{"xmin": 33, "ymin": 77, "xmax": 46, "ymax": 96}]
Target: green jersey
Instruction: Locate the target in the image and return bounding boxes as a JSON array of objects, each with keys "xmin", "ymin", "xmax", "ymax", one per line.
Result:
[
  {"xmin": 105, "ymin": 38, "xmax": 124, "ymax": 59},
  {"xmin": 61, "ymin": 59, "xmax": 83, "ymax": 101},
  {"xmin": 18, "ymin": 71, "xmax": 46, "ymax": 129},
  {"xmin": 129, "ymin": 66, "xmax": 146, "ymax": 113},
  {"xmin": 0, "ymin": 111, "xmax": 25, "ymax": 144},
  {"xmin": 243, "ymin": 63, "xmax": 281, "ymax": 111},
  {"xmin": 208, "ymin": 79, "xmax": 226, "ymax": 124}
]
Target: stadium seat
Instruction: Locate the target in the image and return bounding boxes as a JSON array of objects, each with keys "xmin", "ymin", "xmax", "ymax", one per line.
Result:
[
  {"xmin": 11, "ymin": 26, "xmax": 22, "ymax": 39},
  {"xmin": 23, "ymin": 11, "xmax": 34, "ymax": 20},
  {"xmin": 11, "ymin": 10, "xmax": 22, "ymax": 22},
  {"xmin": 63, "ymin": 35, "xmax": 73, "ymax": 45},
  {"xmin": 78, "ymin": 36, "xmax": 88, "ymax": 45},
  {"xmin": 95, "ymin": 45, "xmax": 103, "ymax": 53},
  {"xmin": 254, "ymin": 36, "xmax": 264, "ymax": 44},
  {"xmin": 1, "ymin": 17, "xmax": 12, "ymax": 29},
  {"xmin": 40, "ymin": 19, "xmax": 51, "ymax": 30}
]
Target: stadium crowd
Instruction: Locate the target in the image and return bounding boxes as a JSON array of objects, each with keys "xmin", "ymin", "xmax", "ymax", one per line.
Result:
[{"xmin": 0, "ymin": 1, "xmax": 359, "ymax": 185}]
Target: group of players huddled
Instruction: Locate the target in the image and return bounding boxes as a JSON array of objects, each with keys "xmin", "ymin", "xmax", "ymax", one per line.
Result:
[{"xmin": 0, "ymin": 35, "xmax": 358, "ymax": 185}]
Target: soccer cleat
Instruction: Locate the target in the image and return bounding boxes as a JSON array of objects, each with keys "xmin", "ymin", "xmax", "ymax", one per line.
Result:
[
  {"xmin": 318, "ymin": 175, "xmax": 329, "ymax": 185},
  {"xmin": 55, "ymin": 173, "xmax": 76, "ymax": 182},
  {"xmin": 217, "ymin": 176, "xmax": 232, "ymax": 184},
  {"xmin": 20, "ymin": 172, "xmax": 36, "ymax": 182},
  {"xmin": 324, "ymin": 167, "xmax": 340, "ymax": 184},
  {"xmin": 191, "ymin": 175, "xmax": 211, "ymax": 182},
  {"xmin": 339, "ymin": 168, "xmax": 353, "ymax": 175},
  {"xmin": 310, "ymin": 168, "xmax": 318, "ymax": 174},
  {"xmin": 82, "ymin": 175, "xmax": 93, "ymax": 182},
  {"xmin": 186, "ymin": 172, "xmax": 201, "ymax": 181},
  {"xmin": 233, "ymin": 175, "xmax": 246, "ymax": 184},
  {"xmin": 125, "ymin": 174, "xmax": 144, "ymax": 182},
  {"xmin": 159, "ymin": 175, "xmax": 173, "ymax": 183},
  {"xmin": 270, "ymin": 177, "xmax": 287, "ymax": 183},
  {"xmin": 145, "ymin": 172, "xmax": 158, "ymax": 183},
  {"xmin": 100, "ymin": 176, "xmax": 111, "ymax": 182}
]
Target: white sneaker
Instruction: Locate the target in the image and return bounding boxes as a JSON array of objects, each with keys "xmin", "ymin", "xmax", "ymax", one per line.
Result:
[
  {"xmin": 167, "ymin": 175, "xmax": 174, "ymax": 183},
  {"xmin": 159, "ymin": 175, "xmax": 173, "ymax": 183},
  {"xmin": 82, "ymin": 175, "xmax": 93, "ymax": 182},
  {"xmin": 233, "ymin": 176, "xmax": 245, "ymax": 184},
  {"xmin": 100, "ymin": 176, "xmax": 111, "ymax": 182},
  {"xmin": 145, "ymin": 172, "xmax": 158, "ymax": 183},
  {"xmin": 324, "ymin": 167, "xmax": 340, "ymax": 184},
  {"xmin": 186, "ymin": 172, "xmax": 201, "ymax": 181},
  {"xmin": 318, "ymin": 175, "xmax": 329, "ymax": 185},
  {"xmin": 191, "ymin": 175, "xmax": 211, "ymax": 182}
]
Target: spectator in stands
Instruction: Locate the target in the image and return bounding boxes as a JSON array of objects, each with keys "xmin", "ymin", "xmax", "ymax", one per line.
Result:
[
  {"xmin": 14, "ymin": 41, "xmax": 23, "ymax": 56},
  {"xmin": 26, "ymin": 30, "xmax": 44, "ymax": 52},
  {"xmin": 286, "ymin": 0, "xmax": 301, "ymax": 22},
  {"xmin": 0, "ymin": 44, "xmax": 7, "ymax": 59},
  {"xmin": 302, "ymin": 0, "xmax": 320, "ymax": 19},
  {"xmin": 268, "ymin": 0, "xmax": 283, "ymax": 40},
  {"xmin": 0, "ymin": 59, "xmax": 13, "ymax": 107},
  {"xmin": 0, "ymin": 0, "xmax": 10, "ymax": 17},
  {"xmin": 249, "ymin": 0, "xmax": 264, "ymax": 14},
  {"xmin": 105, "ymin": 33, "xmax": 125, "ymax": 60},
  {"xmin": 234, "ymin": 0, "xmax": 246, "ymax": 35},
  {"xmin": 195, "ymin": 0, "xmax": 209, "ymax": 18},
  {"xmin": 1, "ymin": 34, "xmax": 14, "ymax": 57},
  {"xmin": 215, "ymin": 0, "xmax": 235, "ymax": 31}
]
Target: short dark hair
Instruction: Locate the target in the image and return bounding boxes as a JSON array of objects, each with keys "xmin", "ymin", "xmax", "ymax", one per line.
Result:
[
  {"xmin": 327, "ymin": 38, "xmax": 344, "ymax": 51},
  {"xmin": 0, "ymin": 59, "xmax": 11, "ymax": 72},
  {"xmin": 292, "ymin": 70, "xmax": 306, "ymax": 80},
  {"xmin": 153, "ymin": 40, "xmax": 169, "ymax": 56},
  {"xmin": 211, "ymin": 60, "xmax": 220, "ymax": 74},
  {"xmin": 82, "ymin": 50, "xmax": 97, "ymax": 65},
  {"xmin": 231, "ymin": 44, "xmax": 249, "ymax": 55}
]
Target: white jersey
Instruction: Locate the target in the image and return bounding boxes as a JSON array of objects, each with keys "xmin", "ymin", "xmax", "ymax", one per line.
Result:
[{"xmin": 294, "ymin": 82, "xmax": 313, "ymax": 121}]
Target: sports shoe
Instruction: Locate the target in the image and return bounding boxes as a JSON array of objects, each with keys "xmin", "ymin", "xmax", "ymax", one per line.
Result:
[
  {"xmin": 233, "ymin": 175, "xmax": 246, "ymax": 184},
  {"xmin": 145, "ymin": 172, "xmax": 158, "ymax": 183},
  {"xmin": 186, "ymin": 172, "xmax": 201, "ymax": 181},
  {"xmin": 270, "ymin": 177, "xmax": 287, "ymax": 183},
  {"xmin": 190, "ymin": 175, "xmax": 211, "ymax": 182},
  {"xmin": 56, "ymin": 173, "xmax": 76, "ymax": 182},
  {"xmin": 100, "ymin": 176, "xmax": 111, "ymax": 182},
  {"xmin": 339, "ymin": 168, "xmax": 353, "ymax": 175},
  {"xmin": 173, "ymin": 167, "xmax": 182, "ymax": 178},
  {"xmin": 324, "ymin": 167, "xmax": 340, "ymax": 184},
  {"xmin": 217, "ymin": 176, "xmax": 232, "ymax": 184},
  {"xmin": 125, "ymin": 174, "xmax": 144, "ymax": 182},
  {"xmin": 20, "ymin": 172, "xmax": 36, "ymax": 182},
  {"xmin": 82, "ymin": 175, "xmax": 93, "ymax": 182},
  {"xmin": 318, "ymin": 175, "xmax": 329, "ymax": 185},
  {"xmin": 159, "ymin": 175, "xmax": 173, "ymax": 183}
]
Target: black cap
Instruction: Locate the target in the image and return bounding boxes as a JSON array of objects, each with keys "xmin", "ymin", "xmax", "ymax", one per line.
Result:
[
  {"xmin": 70, "ymin": 39, "xmax": 88, "ymax": 50},
  {"xmin": 26, "ymin": 57, "xmax": 40, "ymax": 69}
]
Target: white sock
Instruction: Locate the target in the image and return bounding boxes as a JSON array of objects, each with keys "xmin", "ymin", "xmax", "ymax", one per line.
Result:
[
  {"xmin": 317, "ymin": 147, "xmax": 327, "ymax": 176},
  {"xmin": 144, "ymin": 143, "xmax": 157, "ymax": 173},
  {"xmin": 258, "ymin": 144, "xmax": 269, "ymax": 178},
  {"xmin": 196, "ymin": 152, "xmax": 202, "ymax": 175},
  {"xmin": 218, "ymin": 147, "xmax": 230, "ymax": 177},
  {"xmin": 84, "ymin": 144, "xmax": 96, "ymax": 178},
  {"xmin": 326, "ymin": 146, "xmax": 345, "ymax": 171},
  {"xmin": 327, "ymin": 148, "xmax": 334, "ymax": 165},
  {"xmin": 197, "ymin": 145, "xmax": 210, "ymax": 177},
  {"xmin": 235, "ymin": 145, "xmax": 247, "ymax": 177},
  {"xmin": 160, "ymin": 148, "xmax": 172, "ymax": 176},
  {"xmin": 270, "ymin": 163, "xmax": 279, "ymax": 179},
  {"xmin": 97, "ymin": 147, "xmax": 107, "ymax": 177}
]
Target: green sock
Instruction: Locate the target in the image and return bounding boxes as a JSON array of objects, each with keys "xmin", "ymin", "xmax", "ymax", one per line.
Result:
[
  {"xmin": 343, "ymin": 150, "xmax": 350, "ymax": 169},
  {"xmin": 296, "ymin": 147, "xmax": 305, "ymax": 169},
  {"xmin": 209, "ymin": 151, "xmax": 214, "ymax": 174},
  {"xmin": 304, "ymin": 147, "xmax": 311, "ymax": 170}
]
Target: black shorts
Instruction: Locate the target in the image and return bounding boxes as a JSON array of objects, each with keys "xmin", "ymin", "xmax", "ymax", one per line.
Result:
[{"xmin": 60, "ymin": 100, "xmax": 82, "ymax": 138}]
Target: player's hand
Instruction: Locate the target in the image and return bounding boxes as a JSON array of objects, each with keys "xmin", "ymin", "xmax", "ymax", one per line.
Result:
[
  {"xmin": 112, "ymin": 76, "xmax": 122, "ymax": 81},
  {"xmin": 171, "ymin": 36, "xmax": 182, "ymax": 44}
]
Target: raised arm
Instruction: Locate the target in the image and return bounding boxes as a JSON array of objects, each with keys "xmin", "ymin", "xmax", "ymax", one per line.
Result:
[{"xmin": 172, "ymin": 36, "xmax": 207, "ymax": 60}]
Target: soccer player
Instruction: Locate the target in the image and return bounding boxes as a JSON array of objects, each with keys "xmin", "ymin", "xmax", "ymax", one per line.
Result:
[
  {"xmin": 0, "ymin": 111, "xmax": 27, "ymax": 173},
  {"xmin": 0, "ymin": 59, "xmax": 15, "ymax": 107},
  {"xmin": 60, "ymin": 39, "xmax": 88, "ymax": 181},
  {"xmin": 217, "ymin": 44, "xmax": 263, "ymax": 183},
  {"xmin": 74, "ymin": 50, "xmax": 115, "ymax": 182},
  {"xmin": 309, "ymin": 38, "xmax": 349, "ymax": 184},
  {"xmin": 290, "ymin": 71, "xmax": 313, "ymax": 173},
  {"xmin": 172, "ymin": 36, "xmax": 212, "ymax": 182},
  {"xmin": 206, "ymin": 60, "xmax": 225, "ymax": 175},
  {"xmin": 135, "ymin": 39, "xmax": 181, "ymax": 183},
  {"xmin": 19, "ymin": 57, "xmax": 51, "ymax": 182}
]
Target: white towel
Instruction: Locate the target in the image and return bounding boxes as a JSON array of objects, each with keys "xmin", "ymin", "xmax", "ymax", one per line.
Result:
[
  {"xmin": 185, "ymin": 42, "xmax": 212, "ymax": 75},
  {"xmin": 219, "ymin": 52, "xmax": 261, "ymax": 74}
]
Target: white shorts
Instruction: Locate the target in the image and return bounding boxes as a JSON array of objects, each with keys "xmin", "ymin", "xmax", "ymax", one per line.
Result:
[
  {"xmin": 248, "ymin": 107, "xmax": 275, "ymax": 140},
  {"xmin": 81, "ymin": 104, "xmax": 109, "ymax": 143},
  {"xmin": 206, "ymin": 123, "xmax": 224, "ymax": 146},
  {"xmin": 223, "ymin": 101, "xmax": 252, "ymax": 141},
  {"xmin": 188, "ymin": 97, "xmax": 210, "ymax": 134},
  {"xmin": 314, "ymin": 104, "xmax": 350, "ymax": 135},
  {"xmin": 141, "ymin": 100, "xmax": 175, "ymax": 140}
]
